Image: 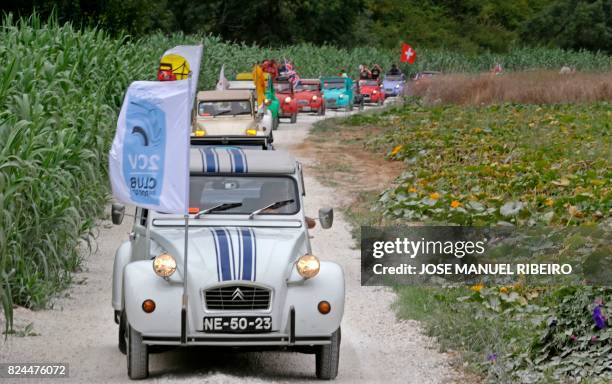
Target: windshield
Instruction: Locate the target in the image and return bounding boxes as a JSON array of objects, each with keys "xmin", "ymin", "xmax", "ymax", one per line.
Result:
[
  {"xmin": 198, "ymin": 100, "xmax": 252, "ymax": 117},
  {"xmin": 384, "ymin": 75, "xmax": 403, "ymax": 81},
  {"xmin": 323, "ymin": 82, "xmax": 344, "ymax": 90},
  {"xmin": 188, "ymin": 175, "xmax": 299, "ymax": 215},
  {"xmin": 359, "ymin": 80, "xmax": 379, "ymax": 86},
  {"xmin": 296, "ymin": 83, "xmax": 320, "ymax": 92},
  {"xmin": 273, "ymin": 82, "xmax": 292, "ymax": 93}
]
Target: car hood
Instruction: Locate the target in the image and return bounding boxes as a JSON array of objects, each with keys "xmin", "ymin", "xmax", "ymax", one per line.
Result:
[
  {"xmin": 383, "ymin": 80, "xmax": 404, "ymax": 88},
  {"xmin": 151, "ymin": 226, "xmax": 308, "ymax": 288},
  {"xmin": 196, "ymin": 117, "xmax": 258, "ymax": 136},
  {"xmin": 323, "ymin": 89, "xmax": 346, "ymax": 98},
  {"xmin": 295, "ymin": 90, "xmax": 320, "ymax": 100}
]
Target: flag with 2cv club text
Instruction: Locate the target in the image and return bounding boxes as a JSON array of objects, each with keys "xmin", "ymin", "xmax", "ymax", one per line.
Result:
[
  {"xmin": 108, "ymin": 45, "xmax": 202, "ymax": 214},
  {"xmin": 108, "ymin": 80, "xmax": 191, "ymax": 214}
]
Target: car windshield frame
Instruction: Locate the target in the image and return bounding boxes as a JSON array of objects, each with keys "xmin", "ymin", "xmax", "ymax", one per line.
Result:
[
  {"xmin": 359, "ymin": 80, "xmax": 379, "ymax": 86},
  {"xmin": 183, "ymin": 174, "xmax": 301, "ymax": 217},
  {"xmin": 197, "ymin": 99, "xmax": 253, "ymax": 117},
  {"xmin": 323, "ymin": 82, "xmax": 345, "ymax": 90},
  {"xmin": 295, "ymin": 83, "xmax": 320, "ymax": 92},
  {"xmin": 273, "ymin": 82, "xmax": 292, "ymax": 93},
  {"xmin": 384, "ymin": 75, "xmax": 404, "ymax": 81}
]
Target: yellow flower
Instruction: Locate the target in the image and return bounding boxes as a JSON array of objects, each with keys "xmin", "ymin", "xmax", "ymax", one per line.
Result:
[
  {"xmin": 390, "ymin": 145, "xmax": 403, "ymax": 156},
  {"xmin": 499, "ymin": 287, "xmax": 509, "ymax": 293},
  {"xmin": 471, "ymin": 283, "xmax": 484, "ymax": 292},
  {"xmin": 450, "ymin": 200, "xmax": 461, "ymax": 208},
  {"xmin": 408, "ymin": 186, "xmax": 417, "ymax": 193},
  {"xmin": 544, "ymin": 198, "xmax": 554, "ymax": 207},
  {"xmin": 429, "ymin": 192, "xmax": 441, "ymax": 200}
]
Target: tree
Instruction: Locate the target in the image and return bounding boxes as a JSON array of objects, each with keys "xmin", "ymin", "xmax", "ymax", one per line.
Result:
[{"xmin": 522, "ymin": 0, "xmax": 612, "ymax": 52}]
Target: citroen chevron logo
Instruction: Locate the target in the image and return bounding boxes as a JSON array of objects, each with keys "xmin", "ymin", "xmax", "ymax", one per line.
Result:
[{"xmin": 231, "ymin": 288, "xmax": 245, "ymax": 301}]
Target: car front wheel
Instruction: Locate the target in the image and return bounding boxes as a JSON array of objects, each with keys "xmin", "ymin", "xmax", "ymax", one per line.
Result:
[
  {"xmin": 290, "ymin": 113, "xmax": 297, "ymax": 124},
  {"xmin": 127, "ymin": 324, "xmax": 149, "ymax": 380},
  {"xmin": 316, "ymin": 327, "xmax": 341, "ymax": 380}
]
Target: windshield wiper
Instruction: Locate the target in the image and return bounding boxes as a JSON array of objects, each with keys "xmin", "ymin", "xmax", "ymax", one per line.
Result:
[
  {"xmin": 214, "ymin": 110, "xmax": 233, "ymax": 116},
  {"xmin": 248, "ymin": 199, "xmax": 294, "ymax": 219},
  {"xmin": 195, "ymin": 202, "xmax": 242, "ymax": 218}
]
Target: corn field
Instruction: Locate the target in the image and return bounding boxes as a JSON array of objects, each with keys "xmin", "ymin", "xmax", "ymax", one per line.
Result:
[{"xmin": 0, "ymin": 16, "xmax": 610, "ymax": 331}]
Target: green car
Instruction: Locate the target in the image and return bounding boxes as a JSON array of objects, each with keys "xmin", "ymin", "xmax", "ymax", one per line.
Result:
[{"xmin": 232, "ymin": 73, "xmax": 280, "ymax": 130}]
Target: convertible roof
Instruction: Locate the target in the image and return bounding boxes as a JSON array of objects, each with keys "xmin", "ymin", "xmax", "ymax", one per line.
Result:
[
  {"xmin": 197, "ymin": 90, "xmax": 252, "ymax": 101},
  {"xmin": 189, "ymin": 147, "xmax": 296, "ymax": 174},
  {"xmin": 228, "ymin": 80, "xmax": 255, "ymax": 90}
]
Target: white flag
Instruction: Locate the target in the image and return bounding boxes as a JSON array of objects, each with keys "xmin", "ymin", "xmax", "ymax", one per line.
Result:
[
  {"xmin": 216, "ymin": 64, "xmax": 229, "ymax": 90},
  {"xmin": 109, "ymin": 80, "xmax": 191, "ymax": 214},
  {"xmin": 160, "ymin": 45, "xmax": 203, "ymax": 99}
]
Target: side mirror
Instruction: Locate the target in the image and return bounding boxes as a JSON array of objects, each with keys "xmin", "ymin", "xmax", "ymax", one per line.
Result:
[
  {"xmin": 111, "ymin": 203, "xmax": 125, "ymax": 225},
  {"xmin": 318, "ymin": 207, "xmax": 333, "ymax": 229}
]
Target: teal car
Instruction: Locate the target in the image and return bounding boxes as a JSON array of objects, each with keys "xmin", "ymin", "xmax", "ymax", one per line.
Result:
[{"xmin": 321, "ymin": 76, "xmax": 354, "ymax": 111}]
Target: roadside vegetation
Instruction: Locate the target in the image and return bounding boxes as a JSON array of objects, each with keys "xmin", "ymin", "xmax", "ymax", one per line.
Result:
[{"xmin": 310, "ymin": 74, "xmax": 611, "ymax": 382}]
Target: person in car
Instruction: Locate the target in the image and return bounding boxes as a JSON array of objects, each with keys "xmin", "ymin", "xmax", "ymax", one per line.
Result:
[
  {"xmin": 371, "ymin": 64, "xmax": 382, "ymax": 80},
  {"xmin": 388, "ymin": 64, "xmax": 402, "ymax": 76},
  {"xmin": 359, "ymin": 64, "xmax": 371, "ymax": 79}
]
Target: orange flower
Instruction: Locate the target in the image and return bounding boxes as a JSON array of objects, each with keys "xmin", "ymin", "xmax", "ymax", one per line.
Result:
[
  {"xmin": 450, "ymin": 200, "xmax": 461, "ymax": 208},
  {"xmin": 390, "ymin": 145, "xmax": 403, "ymax": 156},
  {"xmin": 429, "ymin": 192, "xmax": 441, "ymax": 200},
  {"xmin": 470, "ymin": 283, "xmax": 484, "ymax": 292},
  {"xmin": 408, "ymin": 186, "xmax": 417, "ymax": 193},
  {"xmin": 544, "ymin": 198, "xmax": 554, "ymax": 207},
  {"xmin": 499, "ymin": 287, "xmax": 509, "ymax": 294}
]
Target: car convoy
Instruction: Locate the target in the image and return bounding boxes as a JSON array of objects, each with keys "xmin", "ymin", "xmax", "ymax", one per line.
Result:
[{"xmin": 111, "ymin": 52, "xmax": 410, "ymax": 380}]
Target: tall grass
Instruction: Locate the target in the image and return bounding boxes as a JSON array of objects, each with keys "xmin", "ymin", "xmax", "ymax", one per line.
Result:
[
  {"xmin": 411, "ymin": 71, "xmax": 612, "ymax": 105},
  {"xmin": 0, "ymin": 15, "xmax": 610, "ymax": 332}
]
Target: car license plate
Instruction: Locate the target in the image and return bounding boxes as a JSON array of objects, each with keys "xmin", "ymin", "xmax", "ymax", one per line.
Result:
[{"xmin": 203, "ymin": 316, "xmax": 272, "ymax": 333}]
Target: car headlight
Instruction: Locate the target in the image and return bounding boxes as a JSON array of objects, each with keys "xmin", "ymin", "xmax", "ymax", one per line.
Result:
[
  {"xmin": 153, "ymin": 253, "xmax": 177, "ymax": 278},
  {"xmin": 264, "ymin": 98, "xmax": 271, "ymax": 106},
  {"xmin": 339, "ymin": 94, "xmax": 345, "ymax": 98},
  {"xmin": 284, "ymin": 96, "xmax": 292, "ymax": 103},
  {"xmin": 194, "ymin": 129, "xmax": 206, "ymax": 137},
  {"xmin": 312, "ymin": 95, "xmax": 318, "ymax": 100},
  {"xmin": 395, "ymin": 84, "xmax": 400, "ymax": 88},
  {"xmin": 296, "ymin": 254, "xmax": 320, "ymax": 279},
  {"xmin": 373, "ymin": 90, "xmax": 378, "ymax": 94},
  {"xmin": 245, "ymin": 128, "xmax": 258, "ymax": 136}
]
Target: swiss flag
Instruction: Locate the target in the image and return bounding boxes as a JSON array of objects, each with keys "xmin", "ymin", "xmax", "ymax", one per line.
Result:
[{"xmin": 400, "ymin": 43, "xmax": 416, "ymax": 64}]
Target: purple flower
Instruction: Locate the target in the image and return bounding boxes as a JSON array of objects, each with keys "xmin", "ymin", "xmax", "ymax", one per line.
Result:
[
  {"xmin": 590, "ymin": 335, "xmax": 598, "ymax": 343},
  {"xmin": 592, "ymin": 306, "xmax": 606, "ymax": 329},
  {"xmin": 569, "ymin": 334, "xmax": 577, "ymax": 342},
  {"xmin": 487, "ymin": 353, "xmax": 497, "ymax": 362}
]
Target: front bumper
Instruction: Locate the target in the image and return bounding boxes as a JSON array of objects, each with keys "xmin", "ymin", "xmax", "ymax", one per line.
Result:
[{"xmin": 122, "ymin": 261, "xmax": 345, "ymax": 346}]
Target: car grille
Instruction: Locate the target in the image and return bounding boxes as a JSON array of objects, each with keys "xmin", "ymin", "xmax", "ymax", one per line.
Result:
[
  {"xmin": 326, "ymin": 98, "xmax": 336, "ymax": 105},
  {"xmin": 298, "ymin": 100, "xmax": 309, "ymax": 105},
  {"xmin": 203, "ymin": 285, "xmax": 271, "ymax": 311}
]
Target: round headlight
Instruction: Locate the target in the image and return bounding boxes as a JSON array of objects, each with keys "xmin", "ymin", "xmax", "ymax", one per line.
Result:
[
  {"xmin": 284, "ymin": 96, "xmax": 292, "ymax": 103},
  {"xmin": 395, "ymin": 84, "xmax": 400, "ymax": 88},
  {"xmin": 373, "ymin": 90, "xmax": 378, "ymax": 94},
  {"xmin": 312, "ymin": 95, "xmax": 318, "ymax": 100},
  {"xmin": 339, "ymin": 94, "xmax": 345, "ymax": 98},
  {"xmin": 264, "ymin": 98, "xmax": 271, "ymax": 106},
  {"xmin": 153, "ymin": 253, "xmax": 177, "ymax": 278},
  {"xmin": 296, "ymin": 254, "xmax": 320, "ymax": 279}
]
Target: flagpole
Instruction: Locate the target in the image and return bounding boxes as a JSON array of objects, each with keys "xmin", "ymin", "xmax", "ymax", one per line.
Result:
[{"xmin": 181, "ymin": 71, "xmax": 194, "ymax": 345}]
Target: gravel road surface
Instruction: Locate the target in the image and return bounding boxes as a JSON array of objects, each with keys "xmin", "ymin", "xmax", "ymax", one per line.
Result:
[{"xmin": 1, "ymin": 105, "xmax": 461, "ymax": 383}]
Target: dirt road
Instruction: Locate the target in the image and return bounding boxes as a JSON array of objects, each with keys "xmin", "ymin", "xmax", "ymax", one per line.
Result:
[{"xmin": 1, "ymin": 106, "xmax": 460, "ymax": 383}]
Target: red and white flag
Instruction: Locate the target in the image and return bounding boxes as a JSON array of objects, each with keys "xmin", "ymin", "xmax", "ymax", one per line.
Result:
[{"xmin": 400, "ymin": 43, "xmax": 416, "ymax": 64}]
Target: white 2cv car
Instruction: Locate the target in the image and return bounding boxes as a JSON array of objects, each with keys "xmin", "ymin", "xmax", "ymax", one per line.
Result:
[{"xmin": 111, "ymin": 147, "xmax": 345, "ymax": 380}]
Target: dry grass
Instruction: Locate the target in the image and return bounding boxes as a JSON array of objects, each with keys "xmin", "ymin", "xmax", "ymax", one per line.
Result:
[{"xmin": 412, "ymin": 71, "xmax": 612, "ymax": 105}]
